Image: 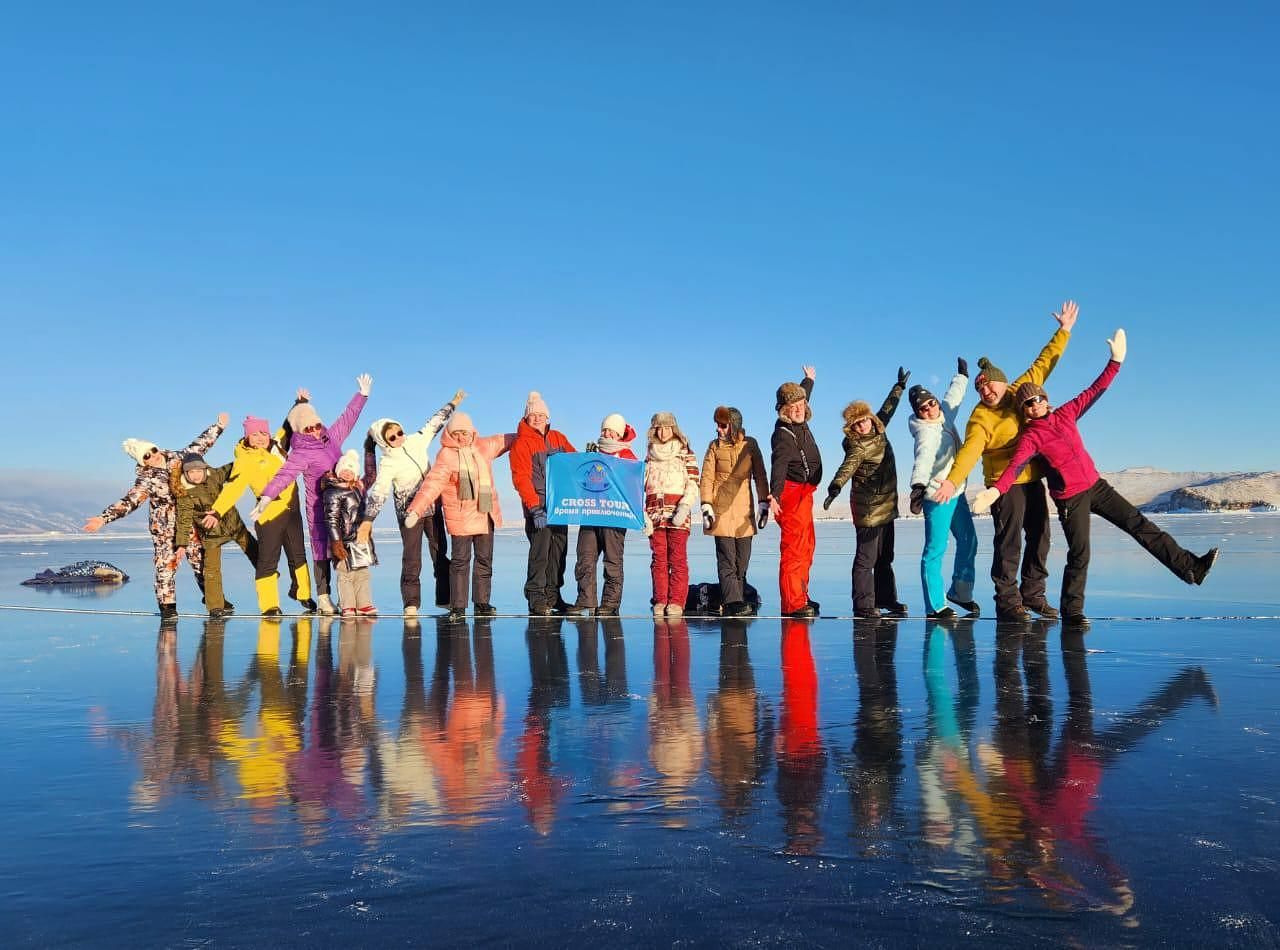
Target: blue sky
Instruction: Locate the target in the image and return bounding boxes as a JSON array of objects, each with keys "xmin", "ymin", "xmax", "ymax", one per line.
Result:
[{"xmin": 2, "ymin": 1, "xmax": 1276, "ymax": 503}]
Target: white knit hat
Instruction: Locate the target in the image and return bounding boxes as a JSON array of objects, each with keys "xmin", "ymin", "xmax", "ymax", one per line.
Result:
[
  {"xmin": 287, "ymin": 401, "xmax": 322, "ymax": 433},
  {"xmin": 524, "ymin": 391, "xmax": 550, "ymax": 418},
  {"xmin": 335, "ymin": 449, "xmax": 360, "ymax": 478},
  {"xmin": 601, "ymin": 413, "xmax": 626, "ymax": 436},
  {"xmin": 122, "ymin": 439, "xmax": 157, "ymax": 465},
  {"xmin": 446, "ymin": 411, "xmax": 475, "ymax": 433}
]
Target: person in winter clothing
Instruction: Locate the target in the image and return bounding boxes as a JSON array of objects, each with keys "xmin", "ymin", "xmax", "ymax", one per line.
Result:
[
  {"xmin": 322, "ymin": 450, "xmax": 378, "ymax": 617},
  {"xmin": 973, "ymin": 331, "xmax": 1218, "ymax": 626},
  {"xmin": 404, "ymin": 411, "xmax": 517, "ymax": 624},
  {"xmin": 907, "ymin": 359, "xmax": 980, "ymax": 619},
  {"xmin": 84, "ymin": 413, "xmax": 229, "ymax": 618},
  {"xmin": 572, "ymin": 413, "xmax": 638, "ymax": 616},
  {"xmin": 252, "ymin": 374, "xmax": 373, "ymax": 614},
  {"xmin": 934, "ymin": 302, "xmax": 1076, "ymax": 621},
  {"xmin": 509, "ymin": 391, "xmax": 576, "ymax": 614},
  {"xmin": 209, "ymin": 411, "xmax": 314, "ymax": 616},
  {"xmin": 700, "ymin": 406, "xmax": 769, "ymax": 617},
  {"xmin": 175, "ymin": 454, "xmax": 258, "ymax": 616},
  {"xmin": 359, "ymin": 390, "xmax": 465, "ymax": 615},
  {"xmin": 644, "ymin": 412, "xmax": 701, "ymax": 618},
  {"xmin": 769, "ymin": 366, "xmax": 821, "ymax": 618},
  {"xmin": 824, "ymin": 367, "xmax": 911, "ymax": 619}
]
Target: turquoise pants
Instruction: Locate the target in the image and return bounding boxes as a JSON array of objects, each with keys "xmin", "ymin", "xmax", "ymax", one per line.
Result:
[{"xmin": 920, "ymin": 494, "xmax": 978, "ymax": 612}]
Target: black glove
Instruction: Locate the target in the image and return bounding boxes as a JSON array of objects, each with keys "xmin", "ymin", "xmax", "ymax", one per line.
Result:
[
  {"xmin": 957, "ymin": 357, "xmax": 968, "ymax": 378},
  {"xmin": 531, "ymin": 506, "xmax": 548, "ymax": 531},
  {"xmin": 897, "ymin": 366, "xmax": 911, "ymax": 388},
  {"xmin": 822, "ymin": 489, "xmax": 838, "ymax": 511},
  {"xmin": 585, "ymin": 442, "xmax": 599, "ymax": 453},
  {"xmin": 909, "ymin": 484, "xmax": 926, "ymax": 515}
]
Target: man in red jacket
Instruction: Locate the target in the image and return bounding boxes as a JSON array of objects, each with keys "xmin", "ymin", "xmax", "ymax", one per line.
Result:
[{"xmin": 510, "ymin": 391, "xmax": 577, "ymax": 615}]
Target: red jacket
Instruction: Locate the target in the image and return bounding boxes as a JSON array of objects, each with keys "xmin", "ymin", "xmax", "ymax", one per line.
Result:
[
  {"xmin": 995, "ymin": 359, "xmax": 1121, "ymax": 500},
  {"xmin": 509, "ymin": 419, "xmax": 576, "ymax": 511}
]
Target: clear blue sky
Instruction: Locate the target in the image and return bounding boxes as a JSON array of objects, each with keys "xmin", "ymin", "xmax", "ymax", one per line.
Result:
[{"xmin": 3, "ymin": 1, "xmax": 1276, "ymax": 497}]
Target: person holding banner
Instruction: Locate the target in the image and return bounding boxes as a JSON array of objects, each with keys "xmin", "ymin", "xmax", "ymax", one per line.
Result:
[
  {"xmin": 510, "ymin": 392, "xmax": 577, "ymax": 616},
  {"xmin": 769, "ymin": 366, "xmax": 822, "ymax": 619},
  {"xmin": 700, "ymin": 406, "xmax": 769, "ymax": 617},
  {"xmin": 571, "ymin": 413, "xmax": 638, "ymax": 616},
  {"xmin": 643, "ymin": 412, "xmax": 701, "ymax": 618},
  {"xmin": 404, "ymin": 412, "xmax": 517, "ymax": 624}
]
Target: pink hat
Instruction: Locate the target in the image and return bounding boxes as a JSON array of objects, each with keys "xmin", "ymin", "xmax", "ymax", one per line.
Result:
[{"xmin": 243, "ymin": 416, "xmax": 270, "ymax": 438}]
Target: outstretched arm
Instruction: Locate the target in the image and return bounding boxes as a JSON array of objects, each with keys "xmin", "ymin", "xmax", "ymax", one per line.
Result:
[
  {"xmin": 86, "ymin": 480, "xmax": 149, "ymax": 530},
  {"xmin": 1017, "ymin": 301, "xmax": 1076, "ymax": 388},
  {"xmin": 326, "ymin": 382, "xmax": 371, "ymax": 445},
  {"xmin": 877, "ymin": 368, "xmax": 909, "ymax": 425},
  {"xmin": 419, "ymin": 390, "xmax": 465, "ymax": 441},
  {"xmin": 184, "ymin": 414, "xmax": 229, "ymax": 456}
]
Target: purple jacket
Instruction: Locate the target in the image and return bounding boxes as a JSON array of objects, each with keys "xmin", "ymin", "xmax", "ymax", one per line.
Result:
[{"xmin": 261, "ymin": 392, "xmax": 368, "ymax": 555}]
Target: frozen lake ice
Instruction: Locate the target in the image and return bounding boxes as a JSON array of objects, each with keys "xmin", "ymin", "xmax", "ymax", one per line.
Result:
[{"xmin": 2, "ymin": 516, "xmax": 1278, "ymax": 946}]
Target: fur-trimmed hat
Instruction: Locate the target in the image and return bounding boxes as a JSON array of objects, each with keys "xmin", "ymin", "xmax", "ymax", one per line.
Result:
[
  {"xmin": 601, "ymin": 413, "xmax": 626, "ymax": 437},
  {"xmin": 842, "ymin": 400, "xmax": 883, "ymax": 436},
  {"xmin": 775, "ymin": 382, "xmax": 806, "ymax": 411},
  {"xmin": 714, "ymin": 405, "xmax": 744, "ymax": 442},
  {"xmin": 445, "ymin": 411, "xmax": 475, "ymax": 433},
  {"xmin": 1015, "ymin": 381, "xmax": 1048, "ymax": 413},
  {"xmin": 334, "ymin": 449, "xmax": 361, "ymax": 478},
  {"xmin": 975, "ymin": 357, "xmax": 1007, "ymax": 385},
  {"xmin": 242, "ymin": 416, "xmax": 270, "ymax": 438},
  {"xmin": 908, "ymin": 385, "xmax": 938, "ymax": 414},
  {"xmin": 122, "ymin": 439, "xmax": 158, "ymax": 465},
  {"xmin": 648, "ymin": 411, "xmax": 689, "ymax": 447},
  {"xmin": 524, "ymin": 391, "xmax": 550, "ymax": 418},
  {"xmin": 287, "ymin": 401, "xmax": 322, "ymax": 433}
]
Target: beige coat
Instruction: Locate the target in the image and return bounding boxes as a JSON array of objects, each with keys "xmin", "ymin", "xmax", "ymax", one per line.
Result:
[{"xmin": 700, "ymin": 436, "xmax": 768, "ymax": 538}]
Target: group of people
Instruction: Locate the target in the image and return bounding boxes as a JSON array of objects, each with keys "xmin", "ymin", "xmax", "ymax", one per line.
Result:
[{"xmin": 84, "ymin": 300, "xmax": 1218, "ymax": 627}]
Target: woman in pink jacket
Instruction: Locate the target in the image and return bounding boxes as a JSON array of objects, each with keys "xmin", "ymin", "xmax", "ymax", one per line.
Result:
[
  {"xmin": 974, "ymin": 331, "xmax": 1218, "ymax": 627},
  {"xmin": 404, "ymin": 412, "xmax": 516, "ymax": 624}
]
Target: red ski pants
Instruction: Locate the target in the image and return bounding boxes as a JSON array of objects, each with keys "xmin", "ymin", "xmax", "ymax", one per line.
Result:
[
  {"xmin": 649, "ymin": 528, "xmax": 690, "ymax": 608},
  {"xmin": 777, "ymin": 480, "xmax": 816, "ymax": 613}
]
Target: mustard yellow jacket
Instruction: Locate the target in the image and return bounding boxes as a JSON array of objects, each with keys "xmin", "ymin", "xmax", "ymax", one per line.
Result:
[
  {"xmin": 946, "ymin": 327, "xmax": 1070, "ymax": 488},
  {"xmin": 211, "ymin": 436, "xmax": 298, "ymax": 524}
]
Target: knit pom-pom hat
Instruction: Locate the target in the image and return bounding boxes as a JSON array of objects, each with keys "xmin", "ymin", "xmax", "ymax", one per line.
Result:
[
  {"xmin": 287, "ymin": 401, "xmax": 322, "ymax": 433},
  {"xmin": 908, "ymin": 385, "xmax": 938, "ymax": 414},
  {"xmin": 975, "ymin": 357, "xmax": 1008, "ymax": 385},
  {"xmin": 601, "ymin": 413, "xmax": 626, "ymax": 437},
  {"xmin": 446, "ymin": 411, "xmax": 475, "ymax": 433},
  {"xmin": 524, "ymin": 391, "xmax": 550, "ymax": 418},
  {"xmin": 335, "ymin": 449, "xmax": 361, "ymax": 478},
  {"xmin": 122, "ymin": 439, "xmax": 158, "ymax": 465}
]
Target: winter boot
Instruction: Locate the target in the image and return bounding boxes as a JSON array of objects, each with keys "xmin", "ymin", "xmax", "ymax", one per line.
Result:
[
  {"xmin": 404, "ymin": 605, "xmax": 418, "ymax": 617},
  {"xmin": 316, "ymin": 594, "xmax": 336, "ymax": 615},
  {"xmin": 1191, "ymin": 548, "xmax": 1220, "ymax": 585},
  {"xmin": 291, "ymin": 564, "xmax": 313, "ymax": 603},
  {"xmin": 256, "ymin": 575, "xmax": 281, "ymax": 616}
]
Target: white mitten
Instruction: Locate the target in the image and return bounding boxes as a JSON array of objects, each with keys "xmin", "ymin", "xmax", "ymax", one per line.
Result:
[
  {"xmin": 972, "ymin": 487, "xmax": 1000, "ymax": 515},
  {"xmin": 1107, "ymin": 328, "xmax": 1127, "ymax": 363},
  {"xmin": 701, "ymin": 503, "xmax": 716, "ymax": 531}
]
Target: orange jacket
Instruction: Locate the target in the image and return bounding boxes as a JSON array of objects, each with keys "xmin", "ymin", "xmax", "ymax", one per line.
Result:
[{"xmin": 509, "ymin": 419, "xmax": 576, "ymax": 511}]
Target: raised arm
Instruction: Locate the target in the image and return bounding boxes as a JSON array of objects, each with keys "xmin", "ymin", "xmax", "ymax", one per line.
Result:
[
  {"xmin": 1017, "ymin": 302, "xmax": 1076, "ymax": 388},
  {"xmin": 326, "ymin": 383, "xmax": 371, "ymax": 446},
  {"xmin": 942, "ymin": 367, "xmax": 969, "ymax": 415},
  {"xmin": 184, "ymin": 414, "xmax": 229, "ymax": 456},
  {"xmin": 878, "ymin": 367, "xmax": 909, "ymax": 426},
  {"xmin": 419, "ymin": 390, "xmax": 465, "ymax": 442}
]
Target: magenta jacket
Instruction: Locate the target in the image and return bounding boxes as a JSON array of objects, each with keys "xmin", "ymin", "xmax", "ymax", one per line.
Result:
[
  {"xmin": 261, "ymin": 391, "xmax": 368, "ymax": 557},
  {"xmin": 994, "ymin": 359, "xmax": 1121, "ymax": 501}
]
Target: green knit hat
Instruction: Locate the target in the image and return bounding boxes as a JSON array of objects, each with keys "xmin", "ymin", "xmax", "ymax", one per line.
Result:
[{"xmin": 976, "ymin": 357, "xmax": 1007, "ymax": 385}]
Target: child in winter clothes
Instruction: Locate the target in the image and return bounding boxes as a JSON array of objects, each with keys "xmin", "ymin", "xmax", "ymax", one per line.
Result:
[
  {"xmin": 404, "ymin": 412, "xmax": 517, "ymax": 624},
  {"xmin": 824, "ymin": 367, "xmax": 911, "ymax": 619},
  {"xmin": 700, "ymin": 406, "xmax": 769, "ymax": 617},
  {"xmin": 83, "ymin": 413, "xmax": 229, "ymax": 619},
  {"xmin": 573, "ymin": 413, "xmax": 639, "ymax": 616},
  {"xmin": 322, "ymin": 450, "xmax": 378, "ymax": 617},
  {"xmin": 360, "ymin": 389, "xmax": 465, "ymax": 615},
  {"xmin": 770, "ymin": 366, "xmax": 821, "ymax": 618},
  {"xmin": 210, "ymin": 412, "xmax": 314, "ymax": 616},
  {"xmin": 175, "ymin": 454, "xmax": 259, "ymax": 616},
  {"xmin": 974, "ymin": 331, "xmax": 1218, "ymax": 626},
  {"xmin": 644, "ymin": 412, "xmax": 700, "ymax": 618},
  {"xmin": 907, "ymin": 359, "xmax": 980, "ymax": 618},
  {"xmin": 510, "ymin": 391, "xmax": 577, "ymax": 615},
  {"xmin": 252, "ymin": 374, "xmax": 373, "ymax": 614}
]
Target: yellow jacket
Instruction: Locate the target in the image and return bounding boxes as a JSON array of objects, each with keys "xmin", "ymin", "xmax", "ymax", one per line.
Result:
[
  {"xmin": 946, "ymin": 328, "xmax": 1070, "ymax": 487},
  {"xmin": 212, "ymin": 435, "xmax": 297, "ymax": 523}
]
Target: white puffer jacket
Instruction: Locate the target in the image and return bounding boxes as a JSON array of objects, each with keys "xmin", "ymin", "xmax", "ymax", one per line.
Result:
[
  {"xmin": 364, "ymin": 398, "xmax": 457, "ymax": 525},
  {"xmin": 908, "ymin": 373, "xmax": 969, "ymax": 500}
]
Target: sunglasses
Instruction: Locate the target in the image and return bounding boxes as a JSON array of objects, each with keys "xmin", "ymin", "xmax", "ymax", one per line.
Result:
[
  {"xmin": 1023, "ymin": 394, "xmax": 1047, "ymax": 408},
  {"xmin": 302, "ymin": 423, "xmax": 324, "ymax": 434},
  {"xmin": 142, "ymin": 447, "xmax": 160, "ymax": 462},
  {"xmin": 917, "ymin": 399, "xmax": 939, "ymax": 411},
  {"xmin": 386, "ymin": 429, "xmax": 405, "ymax": 441},
  {"xmin": 715, "ymin": 421, "xmax": 729, "ymax": 429}
]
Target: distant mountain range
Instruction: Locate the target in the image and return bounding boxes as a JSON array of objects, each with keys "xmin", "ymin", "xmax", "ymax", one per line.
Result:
[{"xmin": 0, "ymin": 467, "xmax": 1275, "ymax": 536}]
